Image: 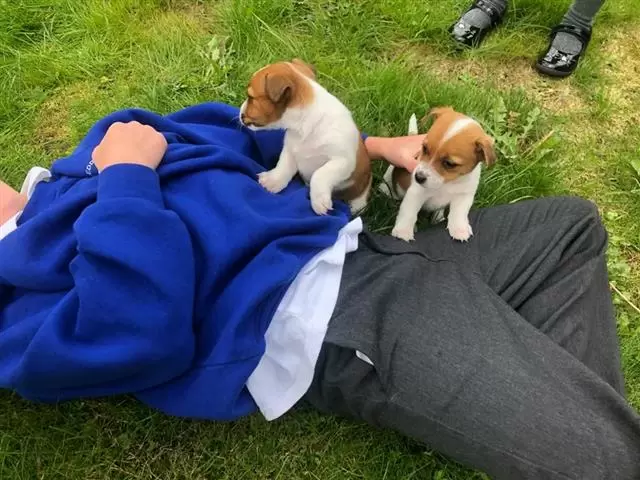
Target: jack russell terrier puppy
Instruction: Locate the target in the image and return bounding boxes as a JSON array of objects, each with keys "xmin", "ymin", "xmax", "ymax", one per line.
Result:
[
  {"xmin": 239, "ymin": 59, "xmax": 372, "ymax": 215},
  {"xmin": 381, "ymin": 107, "xmax": 496, "ymax": 242}
]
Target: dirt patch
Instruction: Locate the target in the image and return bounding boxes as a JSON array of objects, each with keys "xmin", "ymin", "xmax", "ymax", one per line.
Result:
[
  {"xmin": 34, "ymin": 90, "xmax": 74, "ymax": 157},
  {"xmin": 399, "ymin": 26, "xmax": 640, "ymax": 153},
  {"xmin": 158, "ymin": 0, "xmax": 214, "ymax": 17},
  {"xmin": 142, "ymin": 0, "xmax": 219, "ymax": 38},
  {"xmin": 400, "ymin": 45, "xmax": 587, "ymax": 114},
  {"xmin": 600, "ymin": 27, "xmax": 640, "ymax": 131},
  {"xmin": 33, "ymin": 81, "xmax": 104, "ymax": 158}
]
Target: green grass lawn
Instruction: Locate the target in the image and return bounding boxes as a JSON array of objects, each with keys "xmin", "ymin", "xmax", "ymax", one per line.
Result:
[{"xmin": 1, "ymin": 0, "xmax": 639, "ymax": 478}]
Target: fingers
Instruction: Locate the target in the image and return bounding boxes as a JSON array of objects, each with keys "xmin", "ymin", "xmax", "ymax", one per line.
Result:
[
  {"xmin": 403, "ymin": 152, "xmax": 420, "ymax": 172},
  {"xmin": 92, "ymin": 120, "xmax": 167, "ymax": 172},
  {"xmin": 106, "ymin": 121, "xmax": 160, "ymax": 134}
]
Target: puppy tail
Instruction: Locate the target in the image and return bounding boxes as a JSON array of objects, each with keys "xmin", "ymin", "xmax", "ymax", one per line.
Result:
[{"xmin": 408, "ymin": 113, "xmax": 418, "ymax": 136}]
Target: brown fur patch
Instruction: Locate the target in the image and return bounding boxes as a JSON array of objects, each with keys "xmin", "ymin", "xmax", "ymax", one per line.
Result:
[
  {"xmin": 420, "ymin": 107, "xmax": 495, "ymax": 182},
  {"xmin": 392, "ymin": 166, "xmax": 412, "ymax": 193},
  {"xmin": 241, "ymin": 62, "xmax": 315, "ymax": 127},
  {"xmin": 290, "ymin": 58, "xmax": 316, "ymax": 79},
  {"xmin": 422, "ymin": 106, "xmax": 455, "ymax": 123},
  {"xmin": 475, "ymin": 136, "xmax": 496, "ymax": 167},
  {"xmin": 336, "ymin": 138, "xmax": 372, "ymax": 202}
]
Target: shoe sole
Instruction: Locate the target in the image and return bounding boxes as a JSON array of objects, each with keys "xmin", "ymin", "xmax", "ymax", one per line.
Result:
[
  {"xmin": 534, "ymin": 62, "xmax": 573, "ymax": 78},
  {"xmin": 450, "ymin": 32, "xmax": 485, "ymax": 49}
]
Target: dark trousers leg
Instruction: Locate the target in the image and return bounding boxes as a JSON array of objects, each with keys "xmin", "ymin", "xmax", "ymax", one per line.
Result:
[
  {"xmin": 471, "ymin": 196, "xmax": 623, "ymax": 393},
  {"xmin": 483, "ymin": 0, "xmax": 508, "ymax": 15},
  {"xmin": 563, "ymin": 0, "xmax": 605, "ymax": 30},
  {"xmin": 306, "ymin": 197, "xmax": 640, "ymax": 480}
]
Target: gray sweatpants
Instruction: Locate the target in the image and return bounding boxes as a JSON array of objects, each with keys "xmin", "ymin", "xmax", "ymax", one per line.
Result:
[
  {"xmin": 483, "ymin": 0, "xmax": 604, "ymax": 30},
  {"xmin": 305, "ymin": 197, "xmax": 640, "ymax": 480}
]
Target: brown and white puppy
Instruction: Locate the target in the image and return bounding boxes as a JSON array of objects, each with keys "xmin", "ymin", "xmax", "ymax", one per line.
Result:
[
  {"xmin": 382, "ymin": 107, "xmax": 496, "ymax": 242},
  {"xmin": 239, "ymin": 59, "xmax": 371, "ymax": 215}
]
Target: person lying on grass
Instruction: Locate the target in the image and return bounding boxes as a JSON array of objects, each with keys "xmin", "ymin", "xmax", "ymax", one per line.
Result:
[{"xmin": 1, "ymin": 103, "xmax": 639, "ymax": 480}]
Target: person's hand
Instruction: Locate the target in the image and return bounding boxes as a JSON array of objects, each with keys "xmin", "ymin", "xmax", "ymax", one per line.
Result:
[
  {"xmin": 364, "ymin": 135, "xmax": 425, "ymax": 172},
  {"xmin": 92, "ymin": 121, "xmax": 168, "ymax": 173}
]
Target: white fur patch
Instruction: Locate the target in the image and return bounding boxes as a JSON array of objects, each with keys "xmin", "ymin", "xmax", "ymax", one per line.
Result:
[
  {"xmin": 440, "ymin": 117, "xmax": 477, "ymax": 147},
  {"xmin": 408, "ymin": 114, "xmax": 418, "ymax": 135}
]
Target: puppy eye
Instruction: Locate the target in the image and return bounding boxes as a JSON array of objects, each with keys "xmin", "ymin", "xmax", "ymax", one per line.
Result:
[
  {"xmin": 441, "ymin": 158, "xmax": 456, "ymax": 170},
  {"xmin": 422, "ymin": 144, "xmax": 429, "ymax": 155}
]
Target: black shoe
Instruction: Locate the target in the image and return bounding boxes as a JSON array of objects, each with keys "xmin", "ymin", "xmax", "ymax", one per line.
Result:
[
  {"xmin": 449, "ymin": 0, "xmax": 505, "ymax": 48},
  {"xmin": 535, "ymin": 24, "xmax": 591, "ymax": 78}
]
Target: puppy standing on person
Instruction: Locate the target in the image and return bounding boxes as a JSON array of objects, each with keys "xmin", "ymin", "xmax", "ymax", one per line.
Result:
[
  {"xmin": 239, "ymin": 59, "xmax": 372, "ymax": 215},
  {"xmin": 383, "ymin": 107, "xmax": 496, "ymax": 242}
]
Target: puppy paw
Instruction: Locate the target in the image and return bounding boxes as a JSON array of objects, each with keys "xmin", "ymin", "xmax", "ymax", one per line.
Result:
[
  {"xmin": 258, "ymin": 169, "xmax": 289, "ymax": 194},
  {"xmin": 391, "ymin": 225, "xmax": 415, "ymax": 242},
  {"xmin": 311, "ymin": 190, "xmax": 333, "ymax": 215},
  {"xmin": 447, "ymin": 221, "xmax": 473, "ymax": 242}
]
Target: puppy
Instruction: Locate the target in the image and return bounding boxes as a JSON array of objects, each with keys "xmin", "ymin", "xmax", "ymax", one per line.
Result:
[
  {"xmin": 239, "ymin": 59, "xmax": 372, "ymax": 215},
  {"xmin": 382, "ymin": 107, "xmax": 496, "ymax": 242}
]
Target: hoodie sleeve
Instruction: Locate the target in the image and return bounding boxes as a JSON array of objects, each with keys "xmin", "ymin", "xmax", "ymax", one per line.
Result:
[{"xmin": 15, "ymin": 164, "xmax": 196, "ymax": 400}]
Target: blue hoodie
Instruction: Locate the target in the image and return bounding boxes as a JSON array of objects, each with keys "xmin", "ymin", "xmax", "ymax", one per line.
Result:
[{"xmin": 0, "ymin": 103, "xmax": 350, "ymax": 420}]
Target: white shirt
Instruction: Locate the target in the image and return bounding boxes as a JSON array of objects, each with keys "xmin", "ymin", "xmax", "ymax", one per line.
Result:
[
  {"xmin": 247, "ymin": 217, "xmax": 361, "ymax": 420},
  {"xmin": 0, "ymin": 168, "xmax": 362, "ymax": 421}
]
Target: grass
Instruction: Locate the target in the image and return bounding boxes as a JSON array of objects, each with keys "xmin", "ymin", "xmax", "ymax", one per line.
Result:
[{"xmin": 1, "ymin": 0, "xmax": 639, "ymax": 478}]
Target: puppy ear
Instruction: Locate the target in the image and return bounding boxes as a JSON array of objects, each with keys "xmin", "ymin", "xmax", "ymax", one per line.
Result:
[
  {"xmin": 476, "ymin": 136, "xmax": 496, "ymax": 167},
  {"xmin": 420, "ymin": 106, "xmax": 454, "ymax": 126},
  {"xmin": 291, "ymin": 58, "xmax": 316, "ymax": 79},
  {"xmin": 264, "ymin": 73, "xmax": 293, "ymax": 104}
]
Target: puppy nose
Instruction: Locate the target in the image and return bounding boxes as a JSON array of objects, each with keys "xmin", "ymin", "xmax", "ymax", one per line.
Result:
[{"xmin": 414, "ymin": 171, "xmax": 427, "ymax": 185}]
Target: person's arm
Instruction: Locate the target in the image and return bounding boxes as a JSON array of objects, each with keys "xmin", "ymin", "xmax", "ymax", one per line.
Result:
[
  {"xmin": 14, "ymin": 122, "xmax": 197, "ymax": 399},
  {"xmin": 249, "ymin": 128, "xmax": 424, "ymax": 173},
  {"xmin": 364, "ymin": 135, "xmax": 424, "ymax": 172}
]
